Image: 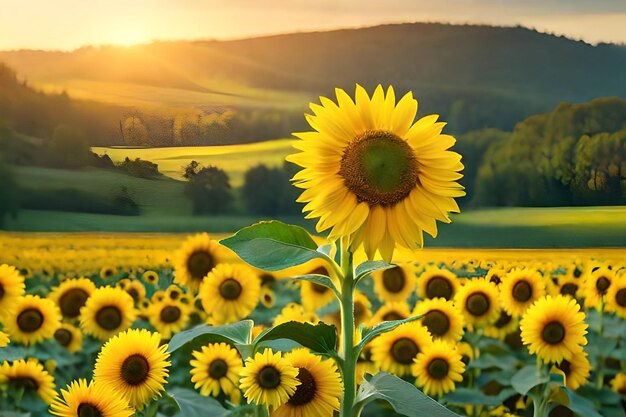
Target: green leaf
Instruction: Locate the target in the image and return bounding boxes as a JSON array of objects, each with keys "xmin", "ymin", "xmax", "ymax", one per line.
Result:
[
  {"xmin": 354, "ymin": 260, "xmax": 394, "ymax": 283},
  {"xmin": 442, "ymin": 387, "xmax": 517, "ymax": 406},
  {"xmin": 167, "ymin": 388, "xmax": 230, "ymax": 417},
  {"xmin": 468, "ymin": 353, "xmax": 517, "ymax": 371},
  {"xmin": 355, "ymin": 372, "xmax": 461, "ymax": 417},
  {"xmin": 563, "ymin": 387, "xmax": 603, "ymax": 417},
  {"xmin": 220, "ymin": 221, "xmax": 332, "ymax": 271},
  {"xmin": 356, "ymin": 316, "xmax": 422, "ymax": 355},
  {"xmin": 511, "ymin": 365, "xmax": 549, "ymax": 396},
  {"xmin": 167, "ymin": 320, "xmax": 253, "ymax": 353},
  {"xmin": 254, "ymin": 321, "xmax": 337, "ymax": 356},
  {"xmin": 0, "ymin": 345, "xmax": 29, "ymax": 362},
  {"xmin": 293, "ymin": 274, "xmax": 339, "ymax": 296}
]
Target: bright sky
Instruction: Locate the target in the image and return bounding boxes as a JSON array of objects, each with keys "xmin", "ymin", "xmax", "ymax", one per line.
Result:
[{"xmin": 1, "ymin": 0, "xmax": 625, "ymax": 50}]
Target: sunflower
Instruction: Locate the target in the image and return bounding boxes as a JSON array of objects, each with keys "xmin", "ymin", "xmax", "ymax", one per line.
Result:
[
  {"xmin": 413, "ymin": 340, "xmax": 464, "ymax": 397},
  {"xmin": 354, "ymin": 291, "xmax": 373, "ymax": 326},
  {"xmin": 413, "ymin": 298, "xmax": 464, "ymax": 343},
  {"xmin": 93, "ymin": 329, "xmax": 170, "ymax": 409},
  {"xmin": 165, "ymin": 285, "xmax": 183, "ymax": 301},
  {"xmin": 605, "ymin": 275, "xmax": 626, "ymax": 319},
  {"xmin": 99, "ymin": 266, "xmax": 117, "ymax": 280},
  {"xmin": 456, "ymin": 342, "xmax": 477, "ymax": 367},
  {"xmin": 0, "ymin": 331, "xmax": 9, "ymax": 347},
  {"xmin": 454, "ymin": 278, "xmax": 500, "ymax": 327},
  {"xmin": 500, "ymin": 269, "xmax": 546, "ymax": 317},
  {"xmin": 520, "ymin": 295, "xmax": 588, "ymax": 363},
  {"xmin": 417, "ymin": 267, "xmax": 460, "ymax": 301},
  {"xmin": 370, "ymin": 322, "xmax": 433, "ymax": 376},
  {"xmin": 142, "ymin": 270, "xmax": 159, "ymax": 285},
  {"xmin": 0, "ymin": 264, "xmax": 26, "ymax": 318},
  {"xmin": 273, "ymin": 349, "xmax": 342, "ymax": 417},
  {"xmin": 239, "ymin": 349, "xmax": 300, "ymax": 409},
  {"xmin": 117, "ymin": 279, "xmax": 146, "ymax": 305},
  {"xmin": 372, "ymin": 263, "xmax": 416, "ymax": 302},
  {"xmin": 369, "ymin": 301, "xmax": 411, "ymax": 325},
  {"xmin": 610, "ymin": 373, "xmax": 626, "ymax": 396},
  {"xmin": 80, "ymin": 286, "xmax": 137, "ymax": 341},
  {"xmin": 0, "ymin": 358, "xmax": 56, "ymax": 404},
  {"xmin": 260, "ymin": 286, "xmax": 276, "ymax": 309},
  {"xmin": 287, "ymin": 85, "xmax": 464, "ymax": 261},
  {"xmin": 4, "ymin": 295, "xmax": 61, "ymax": 346},
  {"xmin": 189, "ymin": 342, "xmax": 242, "ymax": 397},
  {"xmin": 583, "ymin": 267, "xmax": 615, "ymax": 309},
  {"xmin": 48, "ymin": 278, "xmax": 96, "ymax": 320},
  {"xmin": 199, "ymin": 263, "xmax": 261, "ymax": 325},
  {"xmin": 556, "ymin": 275, "xmax": 582, "ymax": 299},
  {"xmin": 550, "ymin": 347, "xmax": 591, "ymax": 390},
  {"xmin": 174, "ymin": 233, "xmax": 223, "ymax": 292},
  {"xmin": 54, "ymin": 324, "xmax": 83, "ymax": 353},
  {"xmin": 50, "ymin": 379, "xmax": 134, "ymax": 417},
  {"xmin": 483, "ymin": 311, "xmax": 519, "ymax": 340},
  {"xmin": 296, "ymin": 259, "xmax": 339, "ymax": 311},
  {"xmin": 273, "ymin": 303, "xmax": 320, "ymax": 327},
  {"xmin": 146, "ymin": 298, "xmax": 191, "ymax": 340},
  {"xmin": 486, "ymin": 266, "xmax": 508, "ymax": 286}
]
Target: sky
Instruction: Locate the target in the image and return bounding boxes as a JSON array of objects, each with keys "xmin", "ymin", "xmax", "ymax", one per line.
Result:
[{"xmin": 1, "ymin": 0, "xmax": 626, "ymax": 50}]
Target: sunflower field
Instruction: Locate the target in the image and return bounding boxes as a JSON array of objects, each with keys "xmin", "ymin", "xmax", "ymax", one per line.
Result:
[{"xmin": 0, "ymin": 86, "xmax": 625, "ymax": 417}]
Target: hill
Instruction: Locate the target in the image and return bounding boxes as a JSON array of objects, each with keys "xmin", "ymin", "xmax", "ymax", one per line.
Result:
[{"xmin": 2, "ymin": 22, "xmax": 626, "ymax": 142}]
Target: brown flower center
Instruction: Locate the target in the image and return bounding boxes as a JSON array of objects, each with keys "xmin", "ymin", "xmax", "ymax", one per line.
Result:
[
  {"xmin": 616, "ymin": 288, "xmax": 626, "ymax": 307},
  {"xmin": 339, "ymin": 130, "xmax": 418, "ymax": 206},
  {"xmin": 595, "ymin": 277, "xmax": 611, "ymax": 294},
  {"xmin": 209, "ymin": 359, "xmax": 228, "ymax": 379},
  {"xmin": 78, "ymin": 403, "xmax": 102, "ymax": 417},
  {"xmin": 95, "ymin": 306, "xmax": 123, "ymax": 330},
  {"xmin": 11, "ymin": 377, "xmax": 39, "ymax": 391},
  {"xmin": 556, "ymin": 359, "xmax": 571, "ymax": 376},
  {"xmin": 187, "ymin": 250, "xmax": 215, "ymax": 281},
  {"xmin": 465, "ymin": 292, "xmax": 490, "ymax": 317},
  {"xmin": 219, "ymin": 279, "xmax": 242, "ymax": 300},
  {"xmin": 427, "ymin": 358, "xmax": 449, "ymax": 379},
  {"xmin": 391, "ymin": 338, "xmax": 419, "ymax": 364},
  {"xmin": 426, "ymin": 277, "xmax": 453, "ymax": 300},
  {"xmin": 489, "ymin": 274, "xmax": 501, "ymax": 285},
  {"xmin": 311, "ymin": 283, "xmax": 328, "ymax": 294},
  {"xmin": 382, "ymin": 267, "xmax": 406, "ymax": 293},
  {"xmin": 126, "ymin": 288, "xmax": 140, "ymax": 302},
  {"xmin": 422, "ymin": 310, "xmax": 450, "ymax": 336},
  {"xmin": 0, "ymin": 284, "xmax": 4, "ymax": 299},
  {"xmin": 542, "ymin": 321, "xmax": 565, "ymax": 345},
  {"xmin": 17, "ymin": 308, "xmax": 44, "ymax": 332},
  {"xmin": 382, "ymin": 311, "xmax": 406, "ymax": 321},
  {"xmin": 59, "ymin": 288, "xmax": 90, "ymax": 318},
  {"xmin": 494, "ymin": 311, "xmax": 513, "ymax": 328},
  {"xmin": 121, "ymin": 354, "xmax": 150, "ymax": 386},
  {"xmin": 160, "ymin": 306, "xmax": 181, "ymax": 323},
  {"xmin": 288, "ymin": 367, "xmax": 317, "ymax": 406},
  {"xmin": 560, "ymin": 283, "xmax": 578, "ymax": 297},
  {"xmin": 257, "ymin": 366, "xmax": 281, "ymax": 389},
  {"xmin": 54, "ymin": 328, "xmax": 73, "ymax": 347},
  {"xmin": 512, "ymin": 280, "xmax": 532, "ymax": 302}
]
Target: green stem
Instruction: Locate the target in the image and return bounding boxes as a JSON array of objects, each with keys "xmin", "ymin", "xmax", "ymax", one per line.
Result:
[
  {"xmin": 596, "ymin": 298, "xmax": 605, "ymax": 388},
  {"xmin": 254, "ymin": 404, "xmax": 269, "ymax": 417},
  {"xmin": 339, "ymin": 241, "xmax": 356, "ymax": 417}
]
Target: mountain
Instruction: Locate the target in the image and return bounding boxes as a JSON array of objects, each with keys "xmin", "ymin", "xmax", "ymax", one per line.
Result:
[{"xmin": 1, "ymin": 22, "xmax": 626, "ymax": 141}]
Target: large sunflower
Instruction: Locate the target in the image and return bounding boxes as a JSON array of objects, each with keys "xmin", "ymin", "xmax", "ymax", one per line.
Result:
[
  {"xmin": 454, "ymin": 278, "xmax": 500, "ymax": 327},
  {"xmin": 370, "ymin": 322, "xmax": 433, "ymax": 376},
  {"xmin": 372, "ymin": 263, "xmax": 416, "ymax": 302},
  {"xmin": 550, "ymin": 347, "xmax": 591, "ymax": 391},
  {"xmin": 413, "ymin": 340, "xmax": 464, "ymax": 397},
  {"xmin": 0, "ymin": 358, "xmax": 56, "ymax": 404},
  {"xmin": 520, "ymin": 295, "xmax": 588, "ymax": 363},
  {"xmin": 50, "ymin": 379, "xmax": 134, "ymax": 417},
  {"xmin": 48, "ymin": 277, "xmax": 96, "ymax": 320},
  {"xmin": 499, "ymin": 268, "xmax": 546, "ymax": 317},
  {"xmin": 605, "ymin": 275, "xmax": 626, "ymax": 319},
  {"xmin": 190, "ymin": 342, "xmax": 242, "ymax": 397},
  {"xmin": 4, "ymin": 295, "xmax": 61, "ymax": 346},
  {"xmin": 417, "ymin": 267, "xmax": 460, "ymax": 301},
  {"xmin": 146, "ymin": 298, "xmax": 192, "ymax": 340},
  {"xmin": 93, "ymin": 328, "xmax": 170, "ymax": 409},
  {"xmin": 54, "ymin": 323, "xmax": 83, "ymax": 353},
  {"xmin": 80, "ymin": 286, "xmax": 137, "ymax": 341},
  {"xmin": 199, "ymin": 263, "xmax": 261, "ymax": 325},
  {"xmin": 413, "ymin": 298, "xmax": 464, "ymax": 343},
  {"xmin": 239, "ymin": 349, "xmax": 300, "ymax": 409},
  {"xmin": 0, "ymin": 264, "xmax": 26, "ymax": 318},
  {"xmin": 287, "ymin": 85, "xmax": 464, "ymax": 261},
  {"xmin": 274, "ymin": 349, "xmax": 343, "ymax": 417},
  {"xmin": 174, "ymin": 233, "xmax": 223, "ymax": 292}
]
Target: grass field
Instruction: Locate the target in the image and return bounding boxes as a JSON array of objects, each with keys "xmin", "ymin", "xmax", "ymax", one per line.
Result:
[{"xmin": 92, "ymin": 139, "xmax": 293, "ymax": 185}]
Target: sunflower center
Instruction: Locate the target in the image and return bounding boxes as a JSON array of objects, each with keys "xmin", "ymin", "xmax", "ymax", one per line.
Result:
[
  {"xmin": 169, "ymin": 290, "xmax": 181, "ymax": 300},
  {"xmin": 616, "ymin": 288, "xmax": 626, "ymax": 307},
  {"xmin": 78, "ymin": 403, "xmax": 102, "ymax": 417},
  {"xmin": 219, "ymin": 279, "xmax": 242, "ymax": 300},
  {"xmin": 542, "ymin": 321, "xmax": 566, "ymax": 345},
  {"xmin": 311, "ymin": 283, "xmax": 328, "ymax": 294},
  {"xmin": 0, "ymin": 284, "xmax": 4, "ymax": 299},
  {"xmin": 382, "ymin": 312, "xmax": 405, "ymax": 321},
  {"xmin": 103, "ymin": 268, "xmax": 114, "ymax": 278},
  {"xmin": 556, "ymin": 359, "xmax": 571, "ymax": 376},
  {"xmin": 11, "ymin": 377, "xmax": 39, "ymax": 391},
  {"xmin": 340, "ymin": 130, "xmax": 418, "ymax": 206},
  {"xmin": 465, "ymin": 292, "xmax": 490, "ymax": 317},
  {"xmin": 127, "ymin": 288, "xmax": 140, "ymax": 302},
  {"xmin": 489, "ymin": 275, "xmax": 501, "ymax": 285},
  {"xmin": 95, "ymin": 306, "xmax": 123, "ymax": 330},
  {"xmin": 209, "ymin": 359, "xmax": 228, "ymax": 379},
  {"xmin": 354, "ymin": 301, "xmax": 368, "ymax": 324},
  {"xmin": 59, "ymin": 288, "xmax": 90, "ymax": 318},
  {"xmin": 257, "ymin": 366, "xmax": 281, "ymax": 389},
  {"xmin": 17, "ymin": 308, "xmax": 44, "ymax": 332},
  {"xmin": 311, "ymin": 266, "xmax": 330, "ymax": 277},
  {"xmin": 160, "ymin": 306, "xmax": 181, "ymax": 323},
  {"xmin": 121, "ymin": 354, "xmax": 150, "ymax": 386},
  {"xmin": 595, "ymin": 277, "xmax": 610, "ymax": 294},
  {"xmin": 288, "ymin": 367, "xmax": 317, "ymax": 406},
  {"xmin": 573, "ymin": 267, "xmax": 582, "ymax": 278},
  {"xmin": 187, "ymin": 251, "xmax": 215, "ymax": 281},
  {"xmin": 427, "ymin": 358, "xmax": 449, "ymax": 379},
  {"xmin": 426, "ymin": 277, "xmax": 453, "ymax": 300},
  {"xmin": 494, "ymin": 312, "xmax": 513, "ymax": 328},
  {"xmin": 512, "ymin": 281, "xmax": 532, "ymax": 302},
  {"xmin": 391, "ymin": 338, "xmax": 419, "ymax": 364},
  {"xmin": 560, "ymin": 284, "xmax": 578, "ymax": 297},
  {"xmin": 54, "ymin": 328, "xmax": 73, "ymax": 346},
  {"xmin": 382, "ymin": 267, "xmax": 406, "ymax": 293},
  {"xmin": 423, "ymin": 310, "xmax": 450, "ymax": 336}
]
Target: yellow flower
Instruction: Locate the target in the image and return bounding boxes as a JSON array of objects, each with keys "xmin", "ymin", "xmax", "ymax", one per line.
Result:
[
  {"xmin": 190, "ymin": 342, "xmax": 242, "ymax": 397},
  {"xmin": 454, "ymin": 278, "xmax": 500, "ymax": 327},
  {"xmin": 485, "ymin": 266, "xmax": 508, "ymax": 286},
  {"xmin": 93, "ymin": 329, "xmax": 170, "ymax": 409},
  {"xmin": 0, "ymin": 331, "xmax": 9, "ymax": 347},
  {"xmin": 80, "ymin": 287, "xmax": 137, "ymax": 341},
  {"xmin": 174, "ymin": 233, "xmax": 223, "ymax": 293},
  {"xmin": 372, "ymin": 263, "xmax": 417, "ymax": 302},
  {"xmin": 369, "ymin": 301, "xmax": 411, "ymax": 325},
  {"xmin": 50, "ymin": 379, "xmax": 134, "ymax": 417},
  {"xmin": 583, "ymin": 266, "xmax": 615, "ymax": 309},
  {"xmin": 274, "ymin": 349, "xmax": 343, "ymax": 417},
  {"xmin": 4, "ymin": 295, "xmax": 61, "ymax": 346},
  {"xmin": 0, "ymin": 264, "xmax": 26, "ymax": 318},
  {"xmin": 48, "ymin": 277, "xmax": 96, "ymax": 320},
  {"xmin": 273, "ymin": 303, "xmax": 319, "ymax": 327},
  {"xmin": 499, "ymin": 268, "xmax": 546, "ymax": 317},
  {"xmin": 117, "ymin": 279, "xmax": 146, "ymax": 304},
  {"xmin": 610, "ymin": 373, "xmax": 626, "ymax": 396},
  {"xmin": 239, "ymin": 349, "xmax": 300, "ymax": 410},
  {"xmin": 141, "ymin": 270, "xmax": 159, "ymax": 285},
  {"xmin": 413, "ymin": 340, "xmax": 464, "ymax": 397},
  {"xmin": 484, "ymin": 311, "xmax": 519, "ymax": 340},
  {"xmin": 550, "ymin": 347, "xmax": 591, "ymax": 390},
  {"xmin": 417, "ymin": 267, "xmax": 460, "ymax": 301},
  {"xmin": 0, "ymin": 358, "xmax": 56, "ymax": 404},
  {"xmin": 413, "ymin": 297, "xmax": 464, "ymax": 343},
  {"xmin": 370, "ymin": 322, "xmax": 433, "ymax": 376},
  {"xmin": 605, "ymin": 275, "xmax": 626, "ymax": 319},
  {"xmin": 99, "ymin": 265, "xmax": 117, "ymax": 280},
  {"xmin": 146, "ymin": 298, "xmax": 191, "ymax": 340},
  {"xmin": 520, "ymin": 295, "xmax": 588, "ymax": 363},
  {"xmin": 556, "ymin": 274, "xmax": 582, "ymax": 299},
  {"xmin": 288, "ymin": 85, "xmax": 464, "ymax": 261},
  {"xmin": 53, "ymin": 324, "xmax": 83, "ymax": 353}
]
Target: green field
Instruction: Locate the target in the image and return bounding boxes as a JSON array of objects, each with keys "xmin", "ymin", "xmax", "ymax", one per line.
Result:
[{"xmin": 92, "ymin": 139, "xmax": 293, "ymax": 185}]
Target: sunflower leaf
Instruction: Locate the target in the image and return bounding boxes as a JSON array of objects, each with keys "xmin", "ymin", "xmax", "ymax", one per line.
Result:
[
  {"xmin": 167, "ymin": 320, "xmax": 253, "ymax": 353},
  {"xmin": 561, "ymin": 387, "xmax": 604, "ymax": 417},
  {"xmin": 355, "ymin": 372, "xmax": 461, "ymax": 417},
  {"xmin": 441, "ymin": 387, "xmax": 517, "ymax": 406},
  {"xmin": 293, "ymin": 274, "xmax": 339, "ymax": 296},
  {"xmin": 511, "ymin": 365, "xmax": 550, "ymax": 396},
  {"xmin": 355, "ymin": 315, "xmax": 422, "ymax": 355},
  {"xmin": 221, "ymin": 221, "xmax": 334, "ymax": 271},
  {"xmin": 354, "ymin": 260, "xmax": 395, "ymax": 283},
  {"xmin": 166, "ymin": 388, "xmax": 230, "ymax": 417},
  {"xmin": 253, "ymin": 321, "xmax": 337, "ymax": 356}
]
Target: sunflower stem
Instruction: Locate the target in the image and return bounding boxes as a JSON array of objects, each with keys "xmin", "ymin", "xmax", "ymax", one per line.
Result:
[
  {"xmin": 339, "ymin": 240, "xmax": 357, "ymax": 417},
  {"xmin": 596, "ymin": 298, "xmax": 605, "ymax": 388},
  {"xmin": 253, "ymin": 404, "xmax": 269, "ymax": 417}
]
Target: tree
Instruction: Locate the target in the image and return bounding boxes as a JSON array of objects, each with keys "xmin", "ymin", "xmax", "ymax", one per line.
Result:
[
  {"xmin": 0, "ymin": 163, "xmax": 19, "ymax": 227},
  {"xmin": 47, "ymin": 124, "xmax": 91, "ymax": 168},
  {"xmin": 183, "ymin": 163, "xmax": 233, "ymax": 215},
  {"xmin": 241, "ymin": 163, "xmax": 301, "ymax": 215}
]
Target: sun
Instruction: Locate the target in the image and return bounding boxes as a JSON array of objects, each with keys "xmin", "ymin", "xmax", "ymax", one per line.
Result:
[{"xmin": 109, "ymin": 28, "xmax": 147, "ymax": 47}]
